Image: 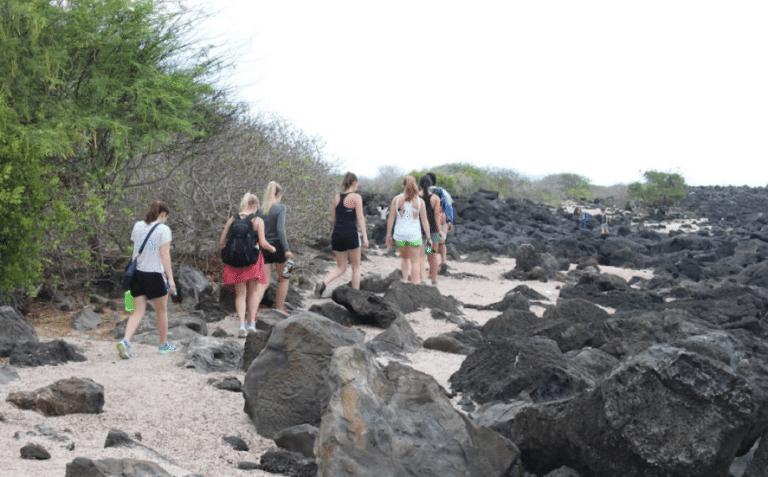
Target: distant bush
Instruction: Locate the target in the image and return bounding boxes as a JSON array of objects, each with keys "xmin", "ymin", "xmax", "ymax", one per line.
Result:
[{"xmin": 628, "ymin": 170, "xmax": 687, "ymax": 207}]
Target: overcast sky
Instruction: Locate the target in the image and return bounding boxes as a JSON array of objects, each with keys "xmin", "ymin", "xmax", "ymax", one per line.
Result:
[{"xmin": 191, "ymin": 1, "xmax": 768, "ymax": 187}]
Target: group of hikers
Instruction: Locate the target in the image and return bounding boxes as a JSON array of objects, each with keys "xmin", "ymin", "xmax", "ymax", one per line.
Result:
[{"xmin": 116, "ymin": 171, "xmax": 454, "ymax": 359}]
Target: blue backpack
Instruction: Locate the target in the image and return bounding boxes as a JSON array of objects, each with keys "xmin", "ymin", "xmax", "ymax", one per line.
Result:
[{"xmin": 434, "ymin": 187, "xmax": 454, "ymax": 223}]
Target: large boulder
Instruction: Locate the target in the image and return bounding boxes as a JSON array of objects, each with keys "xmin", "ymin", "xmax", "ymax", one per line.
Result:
[
  {"xmin": 7, "ymin": 377, "xmax": 104, "ymax": 416},
  {"xmin": 367, "ymin": 315, "xmax": 422, "ymax": 354},
  {"xmin": 332, "ymin": 286, "xmax": 401, "ymax": 328},
  {"xmin": 179, "ymin": 336, "xmax": 243, "ymax": 373},
  {"xmin": 382, "ymin": 281, "xmax": 462, "ymax": 314},
  {"xmin": 9, "ymin": 340, "xmax": 87, "ymax": 367},
  {"xmin": 70, "ymin": 308, "xmax": 102, "ymax": 332},
  {"xmin": 513, "ymin": 345, "xmax": 768, "ymax": 477},
  {"xmin": 65, "ymin": 457, "xmax": 172, "ymax": 477},
  {"xmin": 242, "ymin": 311, "xmax": 365, "ymax": 438},
  {"xmin": 0, "ymin": 306, "xmax": 38, "ymax": 357},
  {"xmin": 449, "ymin": 336, "xmax": 595, "ymax": 405},
  {"xmin": 316, "ymin": 345, "xmax": 519, "ymax": 477},
  {"xmin": 175, "ymin": 263, "xmax": 215, "ymax": 309}
]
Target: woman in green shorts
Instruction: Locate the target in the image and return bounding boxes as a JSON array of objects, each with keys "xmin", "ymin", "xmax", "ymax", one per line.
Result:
[{"xmin": 386, "ymin": 175, "xmax": 432, "ymax": 284}]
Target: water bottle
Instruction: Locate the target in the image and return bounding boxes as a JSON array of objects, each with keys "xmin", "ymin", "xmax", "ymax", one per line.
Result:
[
  {"xmin": 124, "ymin": 290, "xmax": 135, "ymax": 312},
  {"xmin": 282, "ymin": 259, "xmax": 295, "ymax": 279}
]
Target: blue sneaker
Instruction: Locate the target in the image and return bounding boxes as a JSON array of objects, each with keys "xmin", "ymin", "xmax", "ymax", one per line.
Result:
[
  {"xmin": 116, "ymin": 339, "xmax": 131, "ymax": 359},
  {"xmin": 158, "ymin": 342, "xmax": 177, "ymax": 355}
]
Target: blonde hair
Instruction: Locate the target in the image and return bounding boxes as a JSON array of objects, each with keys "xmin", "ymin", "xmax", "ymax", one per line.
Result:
[
  {"xmin": 239, "ymin": 192, "xmax": 259, "ymax": 213},
  {"xmin": 341, "ymin": 172, "xmax": 357, "ymax": 191},
  {"xmin": 262, "ymin": 181, "xmax": 283, "ymax": 215},
  {"xmin": 402, "ymin": 176, "xmax": 418, "ymax": 201}
]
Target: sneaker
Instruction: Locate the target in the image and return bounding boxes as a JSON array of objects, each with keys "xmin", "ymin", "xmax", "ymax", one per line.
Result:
[
  {"xmin": 314, "ymin": 281, "xmax": 326, "ymax": 298},
  {"xmin": 431, "ymin": 278, "xmax": 438, "ymax": 286},
  {"xmin": 248, "ymin": 323, "xmax": 257, "ymax": 333},
  {"xmin": 238, "ymin": 325, "xmax": 246, "ymax": 338},
  {"xmin": 158, "ymin": 342, "xmax": 177, "ymax": 354},
  {"xmin": 116, "ymin": 339, "xmax": 131, "ymax": 360}
]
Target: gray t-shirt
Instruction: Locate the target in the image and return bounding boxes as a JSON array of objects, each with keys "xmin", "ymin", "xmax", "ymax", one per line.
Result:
[{"xmin": 257, "ymin": 204, "xmax": 290, "ymax": 252}]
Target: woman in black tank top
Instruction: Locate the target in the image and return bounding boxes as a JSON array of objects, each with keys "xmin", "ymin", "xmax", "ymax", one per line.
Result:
[{"xmin": 315, "ymin": 172, "xmax": 370, "ymax": 297}]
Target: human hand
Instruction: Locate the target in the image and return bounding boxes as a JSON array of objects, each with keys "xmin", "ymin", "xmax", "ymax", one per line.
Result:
[
  {"xmin": 285, "ymin": 251, "xmax": 294, "ymax": 260},
  {"xmin": 386, "ymin": 235, "xmax": 392, "ymax": 248},
  {"xmin": 362, "ymin": 238, "xmax": 369, "ymax": 249}
]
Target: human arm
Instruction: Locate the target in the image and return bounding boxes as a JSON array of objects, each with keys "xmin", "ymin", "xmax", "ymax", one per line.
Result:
[
  {"xmin": 431, "ymin": 194, "xmax": 445, "ymax": 242},
  {"xmin": 276, "ymin": 205, "xmax": 291, "ymax": 257},
  {"xmin": 218, "ymin": 217, "xmax": 233, "ymax": 248},
  {"xmin": 354, "ymin": 193, "xmax": 369, "ymax": 249},
  {"xmin": 253, "ymin": 217, "xmax": 276, "ymax": 253},
  {"xmin": 385, "ymin": 195, "xmax": 398, "ymax": 248},
  {"xmin": 329, "ymin": 194, "xmax": 339, "ymax": 227}
]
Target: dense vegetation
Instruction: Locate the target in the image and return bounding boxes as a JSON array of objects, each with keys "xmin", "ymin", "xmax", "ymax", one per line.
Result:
[{"xmin": 628, "ymin": 170, "xmax": 688, "ymax": 208}]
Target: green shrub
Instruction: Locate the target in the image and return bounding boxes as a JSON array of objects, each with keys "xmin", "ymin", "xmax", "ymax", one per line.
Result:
[{"xmin": 628, "ymin": 170, "xmax": 687, "ymax": 207}]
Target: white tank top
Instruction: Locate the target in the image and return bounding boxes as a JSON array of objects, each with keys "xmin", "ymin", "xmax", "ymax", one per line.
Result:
[{"xmin": 392, "ymin": 196, "xmax": 422, "ymax": 242}]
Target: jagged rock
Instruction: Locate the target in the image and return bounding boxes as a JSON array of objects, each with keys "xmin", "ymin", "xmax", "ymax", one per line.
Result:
[
  {"xmin": 308, "ymin": 301, "xmax": 355, "ymax": 327},
  {"xmin": 176, "ymin": 264, "xmax": 215, "ymax": 308},
  {"xmin": 513, "ymin": 345, "xmax": 768, "ymax": 477},
  {"xmin": 179, "ymin": 336, "xmax": 242, "ymax": 373},
  {"xmin": 316, "ymin": 345, "xmax": 519, "ymax": 477},
  {"xmin": 0, "ymin": 365, "xmax": 20, "ymax": 384},
  {"xmin": 332, "ymin": 286, "xmax": 401, "ymax": 328},
  {"xmin": 240, "ymin": 451, "xmax": 318, "ymax": 477},
  {"xmin": 65, "ymin": 457, "xmax": 172, "ymax": 477},
  {"xmin": 533, "ymin": 298, "xmax": 612, "ymax": 353},
  {"xmin": 449, "ymin": 337, "xmax": 595, "ymax": 405},
  {"xmin": 7, "ymin": 377, "xmax": 104, "ymax": 416},
  {"xmin": 70, "ymin": 308, "xmax": 102, "ymax": 332},
  {"xmin": 744, "ymin": 436, "xmax": 768, "ymax": 477},
  {"xmin": 9, "ymin": 340, "xmax": 87, "ymax": 367},
  {"xmin": 480, "ymin": 310, "xmax": 539, "ymax": 340},
  {"xmin": 242, "ymin": 312, "xmax": 364, "ymax": 438},
  {"xmin": 478, "ymin": 291, "xmax": 530, "ymax": 312},
  {"xmin": 381, "ymin": 281, "xmax": 463, "ymax": 315},
  {"xmin": 367, "ymin": 315, "xmax": 422, "ymax": 354},
  {"xmin": 223, "ymin": 435, "xmax": 249, "ymax": 451},
  {"xmin": 20, "ymin": 443, "xmax": 51, "ymax": 460},
  {"xmin": 567, "ymin": 347, "xmax": 619, "ymax": 379},
  {"xmin": 423, "ymin": 334, "xmax": 472, "ymax": 355},
  {"xmin": 207, "ymin": 376, "xmax": 242, "ymax": 392},
  {"xmin": 0, "ymin": 305, "xmax": 38, "ymax": 357},
  {"xmin": 274, "ymin": 424, "xmax": 319, "ymax": 458}
]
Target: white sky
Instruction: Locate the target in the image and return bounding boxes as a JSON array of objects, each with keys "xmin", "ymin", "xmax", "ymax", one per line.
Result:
[{"xmin": 192, "ymin": 1, "xmax": 768, "ymax": 186}]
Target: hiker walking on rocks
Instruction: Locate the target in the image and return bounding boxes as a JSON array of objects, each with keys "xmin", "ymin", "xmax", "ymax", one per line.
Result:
[
  {"xmin": 419, "ymin": 175, "xmax": 445, "ymax": 285},
  {"xmin": 258, "ymin": 181, "xmax": 293, "ymax": 313},
  {"xmin": 315, "ymin": 172, "xmax": 369, "ymax": 297},
  {"xmin": 117, "ymin": 201, "xmax": 177, "ymax": 359},
  {"xmin": 427, "ymin": 172, "xmax": 454, "ymax": 270},
  {"xmin": 386, "ymin": 175, "xmax": 432, "ymax": 284},
  {"xmin": 219, "ymin": 192, "xmax": 276, "ymax": 337},
  {"xmin": 600, "ymin": 207, "xmax": 610, "ymax": 234}
]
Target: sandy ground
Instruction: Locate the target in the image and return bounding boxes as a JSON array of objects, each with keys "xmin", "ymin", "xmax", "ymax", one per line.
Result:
[{"xmin": 0, "ymin": 247, "xmax": 653, "ymax": 477}]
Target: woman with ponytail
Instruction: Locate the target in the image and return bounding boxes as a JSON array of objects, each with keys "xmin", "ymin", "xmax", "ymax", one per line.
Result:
[
  {"xmin": 257, "ymin": 181, "xmax": 293, "ymax": 313},
  {"xmin": 117, "ymin": 200, "xmax": 177, "ymax": 359},
  {"xmin": 419, "ymin": 175, "xmax": 445, "ymax": 285}
]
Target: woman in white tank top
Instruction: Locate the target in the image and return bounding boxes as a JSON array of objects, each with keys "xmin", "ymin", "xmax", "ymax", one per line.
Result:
[{"xmin": 386, "ymin": 176, "xmax": 432, "ymax": 284}]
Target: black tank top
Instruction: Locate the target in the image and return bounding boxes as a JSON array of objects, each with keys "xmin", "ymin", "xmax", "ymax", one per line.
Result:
[{"xmin": 334, "ymin": 193, "xmax": 357, "ymax": 232}]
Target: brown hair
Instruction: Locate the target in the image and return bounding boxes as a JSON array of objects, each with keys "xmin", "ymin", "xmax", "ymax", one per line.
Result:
[
  {"xmin": 402, "ymin": 176, "xmax": 418, "ymax": 201},
  {"xmin": 145, "ymin": 200, "xmax": 170, "ymax": 224},
  {"xmin": 341, "ymin": 172, "xmax": 357, "ymax": 191}
]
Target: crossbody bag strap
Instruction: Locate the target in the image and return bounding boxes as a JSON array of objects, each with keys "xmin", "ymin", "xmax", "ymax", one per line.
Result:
[{"xmin": 136, "ymin": 223, "xmax": 161, "ymax": 257}]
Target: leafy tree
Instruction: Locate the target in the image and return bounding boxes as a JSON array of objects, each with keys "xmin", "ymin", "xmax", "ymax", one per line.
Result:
[{"xmin": 628, "ymin": 170, "xmax": 688, "ymax": 207}]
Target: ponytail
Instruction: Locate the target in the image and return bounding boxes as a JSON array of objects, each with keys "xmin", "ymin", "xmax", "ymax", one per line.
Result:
[
  {"xmin": 341, "ymin": 172, "xmax": 357, "ymax": 191},
  {"xmin": 262, "ymin": 181, "xmax": 283, "ymax": 215},
  {"xmin": 418, "ymin": 175, "xmax": 432, "ymax": 207},
  {"xmin": 145, "ymin": 200, "xmax": 170, "ymax": 224}
]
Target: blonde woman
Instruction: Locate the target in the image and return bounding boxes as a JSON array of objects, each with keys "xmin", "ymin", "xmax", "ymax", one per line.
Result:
[
  {"xmin": 258, "ymin": 181, "xmax": 293, "ymax": 313},
  {"xmin": 315, "ymin": 172, "xmax": 369, "ymax": 297},
  {"xmin": 219, "ymin": 193, "xmax": 276, "ymax": 337},
  {"xmin": 386, "ymin": 176, "xmax": 432, "ymax": 284}
]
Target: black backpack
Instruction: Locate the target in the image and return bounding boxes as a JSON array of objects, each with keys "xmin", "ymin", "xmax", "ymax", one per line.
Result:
[{"xmin": 221, "ymin": 214, "xmax": 259, "ymax": 268}]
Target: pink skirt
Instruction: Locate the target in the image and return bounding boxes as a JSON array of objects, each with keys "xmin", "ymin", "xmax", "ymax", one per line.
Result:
[{"xmin": 222, "ymin": 252, "xmax": 266, "ymax": 285}]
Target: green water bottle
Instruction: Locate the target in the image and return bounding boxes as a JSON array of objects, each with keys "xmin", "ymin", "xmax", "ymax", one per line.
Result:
[{"xmin": 124, "ymin": 290, "xmax": 134, "ymax": 312}]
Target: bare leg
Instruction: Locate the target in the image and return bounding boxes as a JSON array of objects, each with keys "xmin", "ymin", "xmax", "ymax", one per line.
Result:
[
  {"xmin": 153, "ymin": 294, "xmax": 170, "ymax": 344},
  {"xmin": 323, "ymin": 251, "xmax": 349, "ymax": 286},
  {"xmin": 123, "ymin": 295, "xmax": 148, "ymax": 341},
  {"xmin": 234, "ymin": 281, "xmax": 247, "ymax": 326},
  {"xmin": 399, "ymin": 247, "xmax": 409, "ymax": 281},
  {"xmin": 419, "ymin": 245, "xmax": 427, "ymax": 283},
  {"xmin": 439, "ymin": 243, "xmax": 447, "ymax": 266},
  {"xmin": 407, "ymin": 246, "xmax": 420, "ymax": 284},
  {"xmin": 348, "ymin": 248, "xmax": 362, "ymax": 289},
  {"xmin": 247, "ymin": 279, "xmax": 264, "ymax": 324},
  {"xmin": 274, "ymin": 261, "xmax": 290, "ymax": 310},
  {"xmin": 428, "ymin": 249, "xmax": 439, "ymax": 283}
]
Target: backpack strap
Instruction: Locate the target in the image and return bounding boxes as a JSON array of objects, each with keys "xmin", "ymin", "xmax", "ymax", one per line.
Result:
[{"xmin": 136, "ymin": 223, "xmax": 161, "ymax": 257}]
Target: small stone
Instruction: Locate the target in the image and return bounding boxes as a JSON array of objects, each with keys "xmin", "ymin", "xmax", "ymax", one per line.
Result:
[{"xmin": 20, "ymin": 443, "xmax": 51, "ymax": 460}]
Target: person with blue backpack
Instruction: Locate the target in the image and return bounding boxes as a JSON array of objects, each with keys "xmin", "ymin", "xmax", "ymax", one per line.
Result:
[
  {"xmin": 219, "ymin": 192, "xmax": 276, "ymax": 337},
  {"xmin": 427, "ymin": 172, "xmax": 454, "ymax": 270}
]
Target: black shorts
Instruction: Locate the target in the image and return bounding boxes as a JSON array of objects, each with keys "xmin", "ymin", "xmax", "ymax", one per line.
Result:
[
  {"xmin": 130, "ymin": 270, "xmax": 168, "ymax": 300},
  {"xmin": 262, "ymin": 241, "xmax": 287, "ymax": 264},
  {"xmin": 331, "ymin": 230, "xmax": 360, "ymax": 253}
]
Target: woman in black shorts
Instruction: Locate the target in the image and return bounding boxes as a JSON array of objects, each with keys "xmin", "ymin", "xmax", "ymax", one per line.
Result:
[
  {"xmin": 117, "ymin": 200, "xmax": 178, "ymax": 359},
  {"xmin": 315, "ymin": 172, "xmax": 369, "ymax": 297},
  {"xmin": 258, "ymin": 181, "xmax": 293, "ymax": 312}
]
